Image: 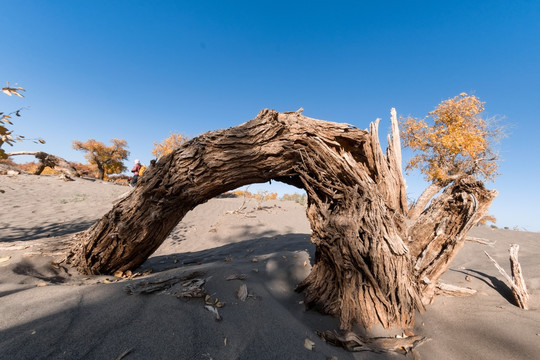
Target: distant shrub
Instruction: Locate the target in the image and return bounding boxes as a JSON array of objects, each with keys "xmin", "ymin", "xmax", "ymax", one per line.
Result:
[
  {"xmin": 223, "ymin": 189, "xmax": 277, "ymax": 201},
  {"xmin": 281, "ymin": 193, "xmax": 307, "ymax": 206},
  {"xmin": 107, "ymin": 174, "xmax": 131, "ymax": 186}
]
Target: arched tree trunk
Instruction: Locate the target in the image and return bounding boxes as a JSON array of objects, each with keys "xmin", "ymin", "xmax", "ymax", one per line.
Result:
[
  {"xmin": 7, "ymin": 151, "xmax": 80, "ymax": 178},
  {"xmin": 64, "ymin": 108, "xmax": 496, "ymax": 330}
]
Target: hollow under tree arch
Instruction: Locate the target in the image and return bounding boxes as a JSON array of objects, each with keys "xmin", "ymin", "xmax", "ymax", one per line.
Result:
[{"xmin": 64, "ymin": 108, "xmax": 496, "ymax": 330}]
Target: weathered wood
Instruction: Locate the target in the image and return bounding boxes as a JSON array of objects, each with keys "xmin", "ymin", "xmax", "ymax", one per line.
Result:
[
  {"xmin": 435, "ymin": 282, "xmax": 477, "ymax": 297},
  {"xmin": 64, "ymin": 108, "xmax": 496, "ymax": 330},
  {"xmin": 408, "ymin": 182, "xmax": 443, "ymax": 221},
  {"xmin": 318, "ymin": 330, "xmax": 428, "ymax": 354},
  {"xmin": 485, "ymin": 245, "xmax": 529, "ymax": 309},
  {"xmin": 408, "ymin": 177, "xmax": 496, "ymax": 304},
  {"xmin": 125, "ymin": 271, "xmax": 205, "ymax": 295},
  {"xmin": 466, "ymin": 236, "xmax": 496, "ymax": 246},
  {"xmin": 509, "ymin": 244, "xmax": 529, "ymax": 309},
  {"xmin": 7, "ymin": 151, "xmax": 80, "ymax": 178}
]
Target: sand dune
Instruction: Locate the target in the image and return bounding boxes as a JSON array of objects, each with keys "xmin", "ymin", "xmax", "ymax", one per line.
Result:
[{"xmin": 0, "ymin": 174, "xmax": 538, "ymax": 359}]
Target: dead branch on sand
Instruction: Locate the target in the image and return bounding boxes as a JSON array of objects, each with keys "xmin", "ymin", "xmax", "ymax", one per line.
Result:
[{"xmin": 485, "ymin": 244, "xmax": 529, "ymax": 309}]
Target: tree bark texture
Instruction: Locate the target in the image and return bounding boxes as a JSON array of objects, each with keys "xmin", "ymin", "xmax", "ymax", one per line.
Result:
[
  {"xmin": 7, "ymin": 151, "xmax": 80, "ymax": 178},
  {"xmin": 64, "ymin": 109, "xmax": 497, "ymax": 330}
]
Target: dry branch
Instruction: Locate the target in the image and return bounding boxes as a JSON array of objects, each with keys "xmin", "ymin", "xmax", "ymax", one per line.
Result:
[
  {"xmin": 466, "ymin": 236, "xmax": 496, "ymax": 246},
  {"xmin": 485, "ymin": 245, "xmax": 529, "ymax": 309},
  {"xmin": 435, "ymin": 282, "xmax": 477, "ymax": 297}
]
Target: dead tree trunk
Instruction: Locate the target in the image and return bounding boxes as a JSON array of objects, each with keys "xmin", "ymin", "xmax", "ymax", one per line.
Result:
[
  {"xmin": 7, "ymin": 151, "xmax": 80, "ymax": 178},
  {"xmin": 64, "ymin": 108, "xmax": 496, "ymax": 330}
]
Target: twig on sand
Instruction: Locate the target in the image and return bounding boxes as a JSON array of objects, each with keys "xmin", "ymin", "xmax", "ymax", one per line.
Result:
[
  {"xmin": 114, "ymin": 348, "xmax": 133, "ymax": 360},
  {"xmin": 466, "ymin": 236, "xmax": 496, "ymax": 246}
]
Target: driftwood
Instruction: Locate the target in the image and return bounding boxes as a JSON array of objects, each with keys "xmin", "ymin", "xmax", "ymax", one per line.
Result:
[
  {"xmin": 466, "ymin": 236, "xmax": 496, "ymax": 246},
  {"xmin": 125, "ymin": 271, "xmax": 205, "ymax": 295},
  {"xmin": 318, "ymin": 330, "xmax": 428, "ymax": 354},
  {"xmin": 485, "ymin": 244, "xmax": 529, "ymax": 309},
  {"xmin": 435, "ymin": 282, "xmax": 477, "ymax": 297},
  {"xmin": 7, "ymin": 151, "xmax": 79, "ymax": 178},
  {"xmin": 64, "ymin": 108, "xmax": 496, "ymax": 330}
]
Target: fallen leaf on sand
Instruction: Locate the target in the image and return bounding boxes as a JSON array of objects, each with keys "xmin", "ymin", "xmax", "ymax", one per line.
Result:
[
  {"xmin": 0, "ymin": 256, "xmax": 11, "ymax": 263},
  {"xmin": 303, "ymin": 260, "xmax": 308, "ymax": 267},
  {"xmin": 36, "ymin": 282, "xmax": 48, "ymax": 287},
  {"xmin": 205, "ymin": 294, "xmax": 225, "ymax": 308},
  {"xmin": 304, "ymin": 338, "xmax": 315, "ymax": 351},
  {"xmin": 237, "ymin": 284, "xmax": 248, "ymax": 301},
  {"xmin": 251, "ymin": 257, "xmax": 259, "ymax": 263}
]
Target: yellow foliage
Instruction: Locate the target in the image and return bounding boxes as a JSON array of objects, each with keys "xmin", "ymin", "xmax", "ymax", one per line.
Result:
[
  {"xmin": 73, "ymin": 138, "xmax": 129, "ymax": 180},
  {"xmin": 400, "ymin": 93, "xmax": 500, "ymax": 184},
  {"xmin": 40, "ymin": 166, "xmax": 59, "ymax": 175},
  {"xmin": 228, "ymin": 189, "xmax": 277, "ymax": 201},
  {"xmin": 152, "ymin": 133, "xmax": 187, "ymax": 159}
]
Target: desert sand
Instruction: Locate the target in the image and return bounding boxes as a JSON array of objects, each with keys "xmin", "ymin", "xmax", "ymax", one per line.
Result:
[{"xmin": 0, "ymin": 174, "xmax": 539, "ymax": 360}]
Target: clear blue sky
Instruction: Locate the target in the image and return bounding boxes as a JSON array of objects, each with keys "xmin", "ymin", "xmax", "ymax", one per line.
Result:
[{"xmin": 2, "ymin": 1, "xmax": 539, "ymax": 231}]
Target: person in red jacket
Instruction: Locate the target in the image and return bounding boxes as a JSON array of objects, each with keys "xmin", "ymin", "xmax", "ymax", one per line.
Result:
[{"xmin": 130, "ymin": 159, "xmax": 141, "ymax": 187}]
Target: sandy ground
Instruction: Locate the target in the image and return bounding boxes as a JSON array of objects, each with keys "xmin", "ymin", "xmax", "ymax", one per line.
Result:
[{"xmin": 0, "ymin": 174, "xmax": 539, "ymax": 360}]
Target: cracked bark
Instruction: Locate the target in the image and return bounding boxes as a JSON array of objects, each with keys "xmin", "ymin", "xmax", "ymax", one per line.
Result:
[{"xmin": 64, "ymin": 108, "xmax": 496, "ymax": 330}]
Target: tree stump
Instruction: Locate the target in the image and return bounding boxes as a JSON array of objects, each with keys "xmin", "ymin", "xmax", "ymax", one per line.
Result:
[{"xmin": 64, "ymin": 109, "xmax": 497, "ymax": 330}]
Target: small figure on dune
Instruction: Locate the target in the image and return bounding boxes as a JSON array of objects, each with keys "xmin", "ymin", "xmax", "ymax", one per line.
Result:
[{"xmin": 130, "ymin": 159, "xmax": 141, "ymax": 187}]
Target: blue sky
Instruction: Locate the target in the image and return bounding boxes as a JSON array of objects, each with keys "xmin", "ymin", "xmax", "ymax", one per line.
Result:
[{"xmin": 2, "ymin": 1, "xmax": 539, "ymax": 231}]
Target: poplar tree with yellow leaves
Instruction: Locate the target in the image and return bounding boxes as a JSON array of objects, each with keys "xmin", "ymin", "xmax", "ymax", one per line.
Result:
[
  {"xmin": 151, "ymin": 132, "xmax": 187, "ymax": 159},
  {"xmin": 72, "ymin": 138, "xmax": 129, "ymax": 180},
  {"xmin": 400, "ymin": 93, "xmax": 503, "ymax": 220}
]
